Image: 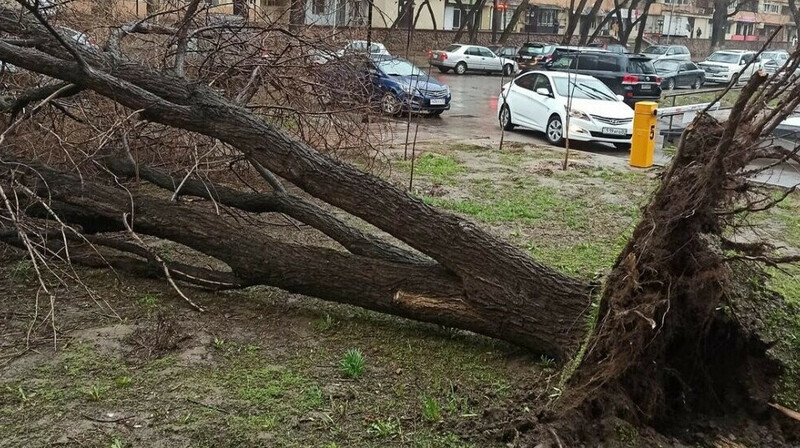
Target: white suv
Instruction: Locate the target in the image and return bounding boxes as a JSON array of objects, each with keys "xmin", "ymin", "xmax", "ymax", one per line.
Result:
[{"xmin": 698, "ymin": 50, "xmax": 760, "ymax": 84}]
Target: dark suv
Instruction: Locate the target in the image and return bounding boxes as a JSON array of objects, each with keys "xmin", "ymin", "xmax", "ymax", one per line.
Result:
[
  {"xmin": 546, "ymin": 51, "xmax": 661, "ymax": 107},
  {"xmin": 515, "ymin": 43, "xmax": 585, "ymax": 73}
]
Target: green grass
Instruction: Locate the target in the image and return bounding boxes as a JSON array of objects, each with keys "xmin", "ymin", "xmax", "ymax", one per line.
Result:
[
  {"xmin": 368, "ymin": 418, "xmax": 401, "ymax": 438},
  {"xmin": 421, "ymin": 395, "xmax": 441, "ymax": 422},
  {"xmin": 398, "ymin": 153, "xmax": 466, "ymax": 184},
  {"xmin": 340, "ymin": 348, "xmax": 366, "ymax": 379}
]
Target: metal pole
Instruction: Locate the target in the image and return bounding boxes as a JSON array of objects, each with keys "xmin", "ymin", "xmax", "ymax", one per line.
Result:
[{"xmin": 666, "ymin": 0, "xmax": 676, "ymax": 45}]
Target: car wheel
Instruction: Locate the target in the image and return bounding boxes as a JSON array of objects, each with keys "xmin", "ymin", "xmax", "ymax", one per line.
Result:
[
  {"xmin": 454, "ymin": 62, "xmax": 467, "ymax": 75},
  {"xmin": 499, "ymin": 105, "xmax": 515, "ymax": 131},
  {"xmin": 692, "ymin": 77, "xmax": 702, "ymax": 89},
  {"xmin": 545, "ymin": 115, "xmax": 564, "ymax": 146},
  {"xmin": 614, "ymin": 143, "xmax": 632, "ymax": 151},
  {"xmin": 502, "ymin": 64, "xmax": 514, "ymax": 76},
  {"xmin": 437, "ymin": 67, "xmax": 450, "ymax": 74},
  {"xmin": 381, "ymin": 92, "xmax": 402, "ymax": 116},
  {"xmin": 666, "ymin": 78, "xmax": 675, "ymax": 90}
]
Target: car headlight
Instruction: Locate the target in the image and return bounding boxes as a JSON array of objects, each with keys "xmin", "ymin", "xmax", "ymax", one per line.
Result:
[{"xmin": 568, "ymin": 108, "xmax": 590, "ymax": 120}]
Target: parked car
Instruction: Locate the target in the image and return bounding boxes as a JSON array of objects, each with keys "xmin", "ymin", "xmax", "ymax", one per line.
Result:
[
  {"xmin": 487, "ymin": 45, "xmax": 517, "ymax": 58},
  {"xmin": 370, "ymin": 56, "xmax": 451, "ymax": 115},
  {"xmin": 498, "ymin": 71, "xmax": 633, "ymax": 149},
  {"xmin": 515, "ymin": 43, "xmax": 591, "ymax": 73},
  {"xmin": 762, "ymin": 50, "xmax": 792, "ymax": 76},
  {"xmin": 311, "ymin": 41, "xmax": 390, "ymax": 64},
  {"xmin": 641, "ymin": 45, "xmax": 692, "ymax": 61},
  {"xmin": 429, "ymin": 44, "xmax": 516, "ymax": 75},
  {"xmin": 546, "ymin": 51, "xmax": 661, "ymax": 108},
  {"xmin": 586, "ymin": 42, "xmax": 628, "ymax": 54},
  {"xmin": 653, "ymin": 60, "xmax": 705, "ymax": 90},
  {"xmin": 698, "ymin": 50, "xmax": 760, "ymax": 84}
]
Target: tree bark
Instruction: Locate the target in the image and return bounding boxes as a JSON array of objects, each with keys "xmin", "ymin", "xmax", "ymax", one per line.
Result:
[
  {"xmin": 710, "ymin": 0, "xmax": 728, "ymax": 48},
  {"xmin": 578, "ymin": 0, "xmax": 603, "ymax": 45},
  {"xmin": 8, "ymin": 162, "xmax": 592, "ymax": 359},
  {"xmin": 561, "ymin": 0, "xmax": 590, "ymax": 44},
  {"xmin": 632, "ymin": 0, "xmax": 653, "ymax": 53},
  {"xmin": 498, "ymin": 0, "xmax": 529, "ymax": 44}
]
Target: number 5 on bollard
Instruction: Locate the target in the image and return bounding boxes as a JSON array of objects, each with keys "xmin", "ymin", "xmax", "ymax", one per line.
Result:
[{"xmin": 630, "ymin": 101, "xmax": 658, "ymax": 168}]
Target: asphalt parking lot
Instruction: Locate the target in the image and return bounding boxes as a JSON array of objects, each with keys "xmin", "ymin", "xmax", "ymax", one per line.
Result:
[
  {"xmin": 394, "ymin": 71, "xmax": 799, "ymax": 187},
  {"xmin": 407, "ymin": 71, "xmax": 630, "ymax": 158}
]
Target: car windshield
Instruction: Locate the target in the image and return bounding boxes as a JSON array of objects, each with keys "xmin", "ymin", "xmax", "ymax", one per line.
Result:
[
  {"xmin": 707, "ymin": 52, "xmax": 741, "ymax": 64},
  {"xmin": 378, "ymin": 59, "xmax": 423, "ymax": 76},
  {"xmin": 444, "ymin": 44, "xmax": 462, "ymax": 52},
  {"xmin": 644, "ymin": 46, "xmax": 668, "ymax": 55},
  {"xmin": 654, "ymin": 60, "xmax": 680, "ymax": 72},
  {"xmin": 762, "ymin": 51, "xmax": 786, "ymax": 61},
  {"xmin": 553, "ymin": 77, "xmax": 616, "ymax": 101},
  {"xmin": 520, "ymin": 44, "xmax": 552, "ymax": 55}
]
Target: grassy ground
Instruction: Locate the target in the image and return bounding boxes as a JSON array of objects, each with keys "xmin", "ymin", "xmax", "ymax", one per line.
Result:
[{"xmin": 1, "ymin": 141, "xmax": 798, "ymax": 447}]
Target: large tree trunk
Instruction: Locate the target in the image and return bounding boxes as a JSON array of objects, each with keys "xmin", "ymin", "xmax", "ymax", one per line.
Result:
[{"xmin": 0, "ymin": 9, "xmax": 595, "ymax": 360}]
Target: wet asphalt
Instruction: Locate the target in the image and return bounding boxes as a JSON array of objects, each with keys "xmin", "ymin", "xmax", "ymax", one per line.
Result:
[{"xmin": 397, "ymin": 71, "xmax": 800, "ymax": 188}]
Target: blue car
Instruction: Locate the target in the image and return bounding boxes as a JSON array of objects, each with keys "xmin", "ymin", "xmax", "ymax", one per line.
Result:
[{"xmin": 369, "ymin": 56, "xmax": 451, "ymax": 116}]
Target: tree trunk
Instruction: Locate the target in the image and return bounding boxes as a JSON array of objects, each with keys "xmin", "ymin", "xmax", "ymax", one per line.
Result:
[
  {"xmin": 453, "ymin": 0, "xmax": 482, "ymax": 42},
  {"xmin": 146, "ymin": 0, "xmax": 158, "ymax": 15},
  {"xmin": 233, "ymin": 0, "xmax": 248, "ymax": 18},
  {"xmin": 632, "ymin": 0, "xmax": 653, "ymax": 52},
  {"xmin": 468, "ymin": 0, "xmax": 487, "ymax": 43},
  {"xmin": 561, "ymin": 0, "xmax": 590, "ymax": 44},
  {"xmin": 578, "ymin": 0, "xmax": 603, "ymax": 45},
  {"xmin": 0, "ymin": 9, "xmax": 596, "ymax": 360},
  {"xmin": 289, "ymin": 0, "xmax": 306, "ymax": 31},
  {"xmin": 499, "ymin": 0, "xmax": 529, "ymax": 44},
  {"xmin": 710, "ymin": 0, "xmax": 728, "ymax": 48}
]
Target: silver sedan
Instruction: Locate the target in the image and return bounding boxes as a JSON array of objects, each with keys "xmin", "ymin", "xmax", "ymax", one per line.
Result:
[{"xmin": 429, "ymin": 44, "xmax": 517, "ymax": 76}]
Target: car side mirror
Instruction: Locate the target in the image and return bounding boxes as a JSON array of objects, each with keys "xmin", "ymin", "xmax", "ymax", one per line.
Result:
[
  {"xmin": 535, "ymin": 87, "xmax": 552, "ymax": 97},
  {"xmin": 616, "ymin": 94, "xmax": 625, "ymax": 102},
  {"xmin": 740, "ymin": 60, "xmax": 746, "ymax": 65}
]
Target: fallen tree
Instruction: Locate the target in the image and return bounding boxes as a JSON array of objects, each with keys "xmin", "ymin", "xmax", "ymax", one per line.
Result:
[{"xmin": 0, "ymin": 2, "xmax": 799, "ymax": 444}]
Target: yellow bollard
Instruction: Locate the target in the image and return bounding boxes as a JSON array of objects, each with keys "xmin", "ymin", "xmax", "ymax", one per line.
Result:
[{"xmin": 630, "ymin": 101, "xmax": 658, "ymax": 168}]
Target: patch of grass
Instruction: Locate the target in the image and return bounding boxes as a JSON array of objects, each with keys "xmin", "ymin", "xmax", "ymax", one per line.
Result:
[
  {"xmin": 138, "ymin": 292, "xmax": 160, "ymax": 308},
  {"xmin": 314, "ymin": 313, "xmax": 338, "ymax": 331},
  {"xmin": 7, "ymin": 260, "xmax": 33, "ymax": 283},
  {"xmin": 400, "ymin": 153, "xmax": 466, "ymax": 184},
  {"xmin": 368, "ymin": 418, "xmax": 401, "ymax": 438},
  {"xmin": 83, "ymin": 383, "xmax": 105, "ymax": 402},
  {"xmin": 526, "ymin": 237, "xmax": 629, "ymax": 277},
  {"xmin": 114, "ymin": 376, "xmax": 132, "ymax": 388},
  {"xmin": 109, "ymin": 437, "xmax": 124, "ymax": 448},
  {"xmin": 421, "ymin": 395, "xmax": 441, "ymax": 422},
  {"xmin": 773, "ymin": 193, "xmax": 800, "ymax": 248},
  {"xmin": 340, "ymin": 348, "xmax": 366, "ymax": 379},
  {"xmin": 446, "ymin": 143, "xmax": 489, "ymax": 152}
]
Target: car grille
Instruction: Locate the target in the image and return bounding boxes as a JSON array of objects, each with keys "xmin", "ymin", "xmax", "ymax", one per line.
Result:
[
  {"xmin": 419, "ymin": 88, "xmax": 448, "ymax": 98},
  {"xmin": 701, "ymin": 65, "xmax": 724, "ymax": 73},
  {"xmin": 590, "ymin": 115, "xmax": 632, "ymax": 126},
  {"xmin": 590, "ymin": 131, "xmax": 632, "ymax": 139}
]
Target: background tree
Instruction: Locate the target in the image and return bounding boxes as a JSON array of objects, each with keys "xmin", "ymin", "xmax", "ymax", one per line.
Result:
[
  {"xmin": 561, "ymin": 0, "xmax": 591, "ymax": 44},
  {"xmin": 708, "ymin": 0, "xmax": 759, "ymax": 48},
  {"xmin": 578, "ymin": 0, "xmax": 603, "ymax": 45},
  {"xmin": 498, "ymin": 0, "xmax": 529, "ymax": 44}
]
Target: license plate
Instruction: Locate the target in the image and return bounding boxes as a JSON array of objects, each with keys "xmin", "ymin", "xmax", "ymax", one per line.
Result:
[
  {"xmin": 430, "ymin": 98, "xmax": 446, "ymax": 105},
  {"xmin": 522, "ymin": 56, "xmax": 532, "ymax": 60},
  {"xmin": 603, "ymin": 127, "xmax": 627, "ymax": 136},
  {"xmin": 640, "ymin": 84, "xmax": 651, "ymax": 90}
]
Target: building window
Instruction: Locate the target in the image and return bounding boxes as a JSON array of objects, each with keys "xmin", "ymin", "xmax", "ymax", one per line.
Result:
[
  {"xmin": 735, "ymin": 22, "xmax": 755, "ymax": 35},
  {"xmin": 762, "ymin": 2, "xmax": 780, "ymax": 13},
  {"xmin": 453, "ymin": 8, "xmax": 462, "ymax": 29},
  {"xmin": 313, "ymin": 0, "xmax": 325, "ymax": 14}
]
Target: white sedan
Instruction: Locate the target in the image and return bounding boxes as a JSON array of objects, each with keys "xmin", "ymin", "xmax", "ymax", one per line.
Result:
[{"xmin": 498, "ymin": 71, "xmax": 634, "ymax": 150}]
